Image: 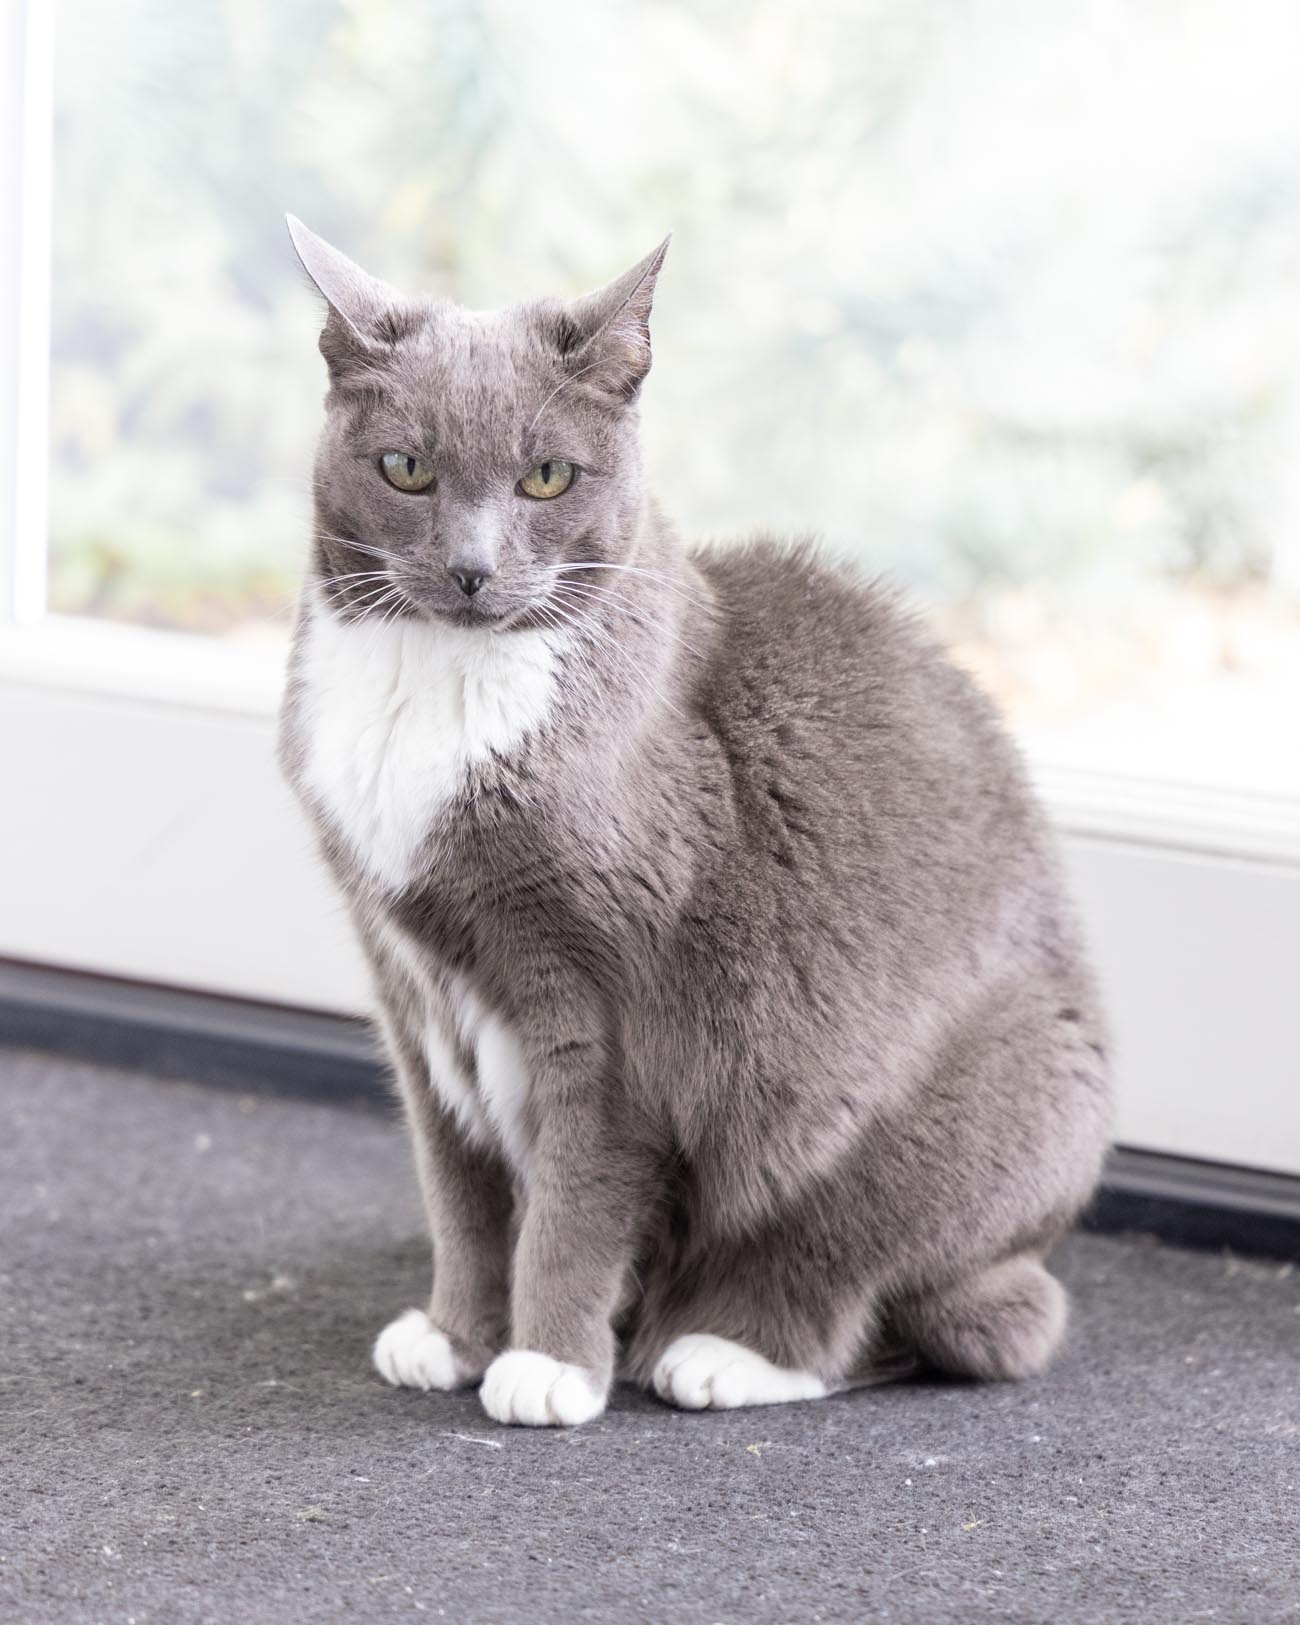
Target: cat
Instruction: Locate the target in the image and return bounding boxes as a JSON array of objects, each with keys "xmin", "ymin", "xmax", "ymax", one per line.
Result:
[{"xmin": 278, "ymin": 215, "xmax": 1112, "ymax": 1428}]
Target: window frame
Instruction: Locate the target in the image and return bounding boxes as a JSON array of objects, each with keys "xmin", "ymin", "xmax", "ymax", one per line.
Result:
[
  {"xmin": 1, "ymin": 0, "xmax": 48, "ymax": 626},
  {"xmin": 2, "ymin": 1, "xmax": 1297, "ymax": 1175}
]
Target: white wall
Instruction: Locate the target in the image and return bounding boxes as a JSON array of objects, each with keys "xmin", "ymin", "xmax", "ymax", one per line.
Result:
[{"xmin": 2, "ymin": 664, "xmax": 1296, "ymax": 1175}]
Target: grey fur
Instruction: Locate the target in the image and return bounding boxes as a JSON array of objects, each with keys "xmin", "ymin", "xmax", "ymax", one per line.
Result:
[{"xmin": 278, "ymin": 219, "xmax": 1112, "ymax": 1421}]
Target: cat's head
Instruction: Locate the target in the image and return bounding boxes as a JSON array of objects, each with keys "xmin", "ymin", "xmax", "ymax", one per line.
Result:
[{"xmin": 288, "ymin": 216, "xmax": 669, "ymax": 631}]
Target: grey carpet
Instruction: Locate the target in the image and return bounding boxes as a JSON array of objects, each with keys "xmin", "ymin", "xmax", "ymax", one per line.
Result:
[{"xmin": 2, "ymin": 1051, "xmax": 1297, "ymax": 1625}]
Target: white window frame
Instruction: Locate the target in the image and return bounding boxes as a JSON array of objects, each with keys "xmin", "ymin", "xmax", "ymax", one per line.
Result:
[
  {"xmin": 2, "ymin": 2, "xmax": 1297, "ymax": 1174},
  {"xmin": 1, "ymin": 0, "xmax": 47, "ymax": 626}
]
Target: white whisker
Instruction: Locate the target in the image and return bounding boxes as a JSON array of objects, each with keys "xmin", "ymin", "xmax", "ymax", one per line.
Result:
[
  {"xmin": 318, "ymin": 533, "xmax": 408, "ymax": 566},
  {"xmin": 528, "ymin": 357, "xmax": 611, "ymax": 436},
  {"xmin": 545, "ymin": 591, "xmax": 687, "ymax": 723},
  {"xmin": 343, "ymin": 594, "xmax": 402, "ymax": 626},
  {"xmin": 551, "ymin": 580, "xmax": 709, "ymax": 663},
  {"xmin": 315, "ymin": 571, "xmax": 394, "ymax": 605},
  {"xmin": 367, "ymin": 587, "xmax": 414, "ymax": 631},
  {"xmin": 328, "ymin": 581, "xmax": 395, "ymax": 614},
  {"xmin": 547, "ymin": 560, "xmax": 715, "ymax": 617},
  {"xmin": 321, "ymin": 569, "xmax": 393, "ymax": 587},
  {"xmin": 533, "ymin": 601, "xmax": 601, "ymax": 695}
]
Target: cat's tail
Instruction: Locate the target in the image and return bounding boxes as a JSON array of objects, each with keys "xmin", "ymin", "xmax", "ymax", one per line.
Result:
[{"xmin": 836, "ymin": 1338, "xmax": 921, "ymax": 1392}]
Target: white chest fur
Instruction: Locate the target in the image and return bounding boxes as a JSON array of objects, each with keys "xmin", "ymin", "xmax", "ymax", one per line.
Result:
[{"xmin": 298, "ymin": 599, "xmax": 564, "ymax": 890}]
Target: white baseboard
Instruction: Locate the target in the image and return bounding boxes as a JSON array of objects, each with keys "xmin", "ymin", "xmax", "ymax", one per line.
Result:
[{"xmin": 2, "ymin": 666, "xmax": 1297, "ymax": 1174}]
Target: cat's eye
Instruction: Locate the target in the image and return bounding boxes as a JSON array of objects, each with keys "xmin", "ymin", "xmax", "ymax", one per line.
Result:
[
  {"xmin": 518, "ymin": 460, "xmax": 574, "ymax": 500},
  {"xmin": 380, "ymin": 451, "xmax": 435, "ymax": 493}
]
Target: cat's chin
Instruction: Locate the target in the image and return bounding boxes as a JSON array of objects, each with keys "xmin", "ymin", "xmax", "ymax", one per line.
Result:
[
  {"xmin": 423, "ymin": 602, "xmax": 516, "ymax": 632},
  {"xmin": 427, "ymin": 601, "xmax": 542, "ymax": 635}
]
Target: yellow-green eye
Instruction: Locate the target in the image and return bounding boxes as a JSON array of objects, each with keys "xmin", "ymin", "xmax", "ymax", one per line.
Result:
[
  {"xmin": 518, "ymin": 459, "xmax": 574, "ymax": 500},
  {"xmin": 380, "ymin": 451, "xmax": 435, "ymax": 492}
]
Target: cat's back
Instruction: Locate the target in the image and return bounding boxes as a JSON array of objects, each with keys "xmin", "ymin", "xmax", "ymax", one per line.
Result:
[
  {"xmin": 690, "ymin": 536, "xmax": 1024, "ymax": 817},
  {"xmin": 682, "ymin": 534, "xmax": 1073, "ymax": 1017}
]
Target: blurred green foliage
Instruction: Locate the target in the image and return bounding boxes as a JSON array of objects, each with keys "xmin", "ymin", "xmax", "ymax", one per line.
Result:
[{"xmin": 48, "ymin": 0, "xmax": 1300, "ymax": 684}]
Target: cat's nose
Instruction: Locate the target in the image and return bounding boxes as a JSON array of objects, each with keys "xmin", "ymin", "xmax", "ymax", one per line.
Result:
[{"xmin": 448, "ymin": 567, "xmax": 492, "ymax": 598}]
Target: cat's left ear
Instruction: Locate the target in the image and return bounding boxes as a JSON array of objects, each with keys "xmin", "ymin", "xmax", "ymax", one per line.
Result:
[
  {"xmin": 286, "ymin": 214, "xmax": 401, "ymax": 375},
  {"xmin": 561, "ymin": 237, "xmax": 671, "ymax": 404}
]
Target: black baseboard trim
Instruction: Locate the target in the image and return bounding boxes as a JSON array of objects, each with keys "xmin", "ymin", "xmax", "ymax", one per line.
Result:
[
  {"xmin": 0, "ymin": 959, "xmax": 387, "ymax": 1107},
  {"xmin": 3, "ymin": 958, "xmax": 1298, "ymax": 1261},
  {"xmin": 1081, "ymin": 1150, "xmax": 1300, "ymax": 1263}
]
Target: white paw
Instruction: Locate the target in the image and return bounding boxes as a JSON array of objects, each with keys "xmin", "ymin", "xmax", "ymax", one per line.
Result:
[
  {"xmin": 653, "ymin": 1334, "xmax": 828, "ymax": 1410},
  {"xmin": 479, "ymin": 1350, "xmax": 606, "ymax": 1427},
  {"xmin": 372, "ymin": 1308, "xmax": 467, "ymax": 1391}
]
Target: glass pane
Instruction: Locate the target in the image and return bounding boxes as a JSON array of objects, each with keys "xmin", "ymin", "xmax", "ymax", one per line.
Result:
[{"xmin": 48, "ymin": 0, "xmax": 1300, "ymax": 796}]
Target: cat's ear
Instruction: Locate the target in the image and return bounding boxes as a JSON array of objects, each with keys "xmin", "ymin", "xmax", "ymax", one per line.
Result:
[
  {"xmin": 561, "ymin": 237, "xmax": 671, "ymax": 404},
  {"xmin": 286, "ymin": 214, "xmax": 400, "ymax": 375}
]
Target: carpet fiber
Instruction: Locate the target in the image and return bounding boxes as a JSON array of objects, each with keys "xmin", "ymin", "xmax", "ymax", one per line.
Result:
[{"xmin": 3, "ymin": 1050, "xmax": 1297, "ymax": 1624}]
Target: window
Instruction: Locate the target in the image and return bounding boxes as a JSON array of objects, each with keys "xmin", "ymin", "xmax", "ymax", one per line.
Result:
[
  {"xmin": 3, "ymin": 0, "xmax": 1298, "ymax": 1172},
  {"xmin": 40, "ymin": 0, "xmax": 1300, "ymax": 805}
]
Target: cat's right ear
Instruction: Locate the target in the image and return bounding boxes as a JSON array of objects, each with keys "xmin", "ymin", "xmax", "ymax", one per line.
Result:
[{"xmin": 285, "ymin": 214, "xmax": 399, "ymax": 376}]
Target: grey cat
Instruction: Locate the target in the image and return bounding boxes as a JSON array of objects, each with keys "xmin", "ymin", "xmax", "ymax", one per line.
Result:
[{"xmin": 278, "ymin": 216, "xmax": 1112, "ymax": 1428}]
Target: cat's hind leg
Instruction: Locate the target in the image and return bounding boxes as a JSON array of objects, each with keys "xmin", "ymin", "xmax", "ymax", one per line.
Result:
[
  {"xmin": 900, "ymin": 1253, "xmax": 1066, "ymax": 1381},
  {"xmin": 629, "ymin": 1208, "xmax": 884, "ymax": 1412}
]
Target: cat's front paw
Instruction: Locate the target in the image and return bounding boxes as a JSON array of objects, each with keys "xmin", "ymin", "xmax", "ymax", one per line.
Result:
[
  {"xmin": 479, "ymin": 1350, "xmax": 606, "ymax": 1427},
  {"xmin": 373, "ymin": 1308, "xmax": 477, "ymax": 1391}
]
